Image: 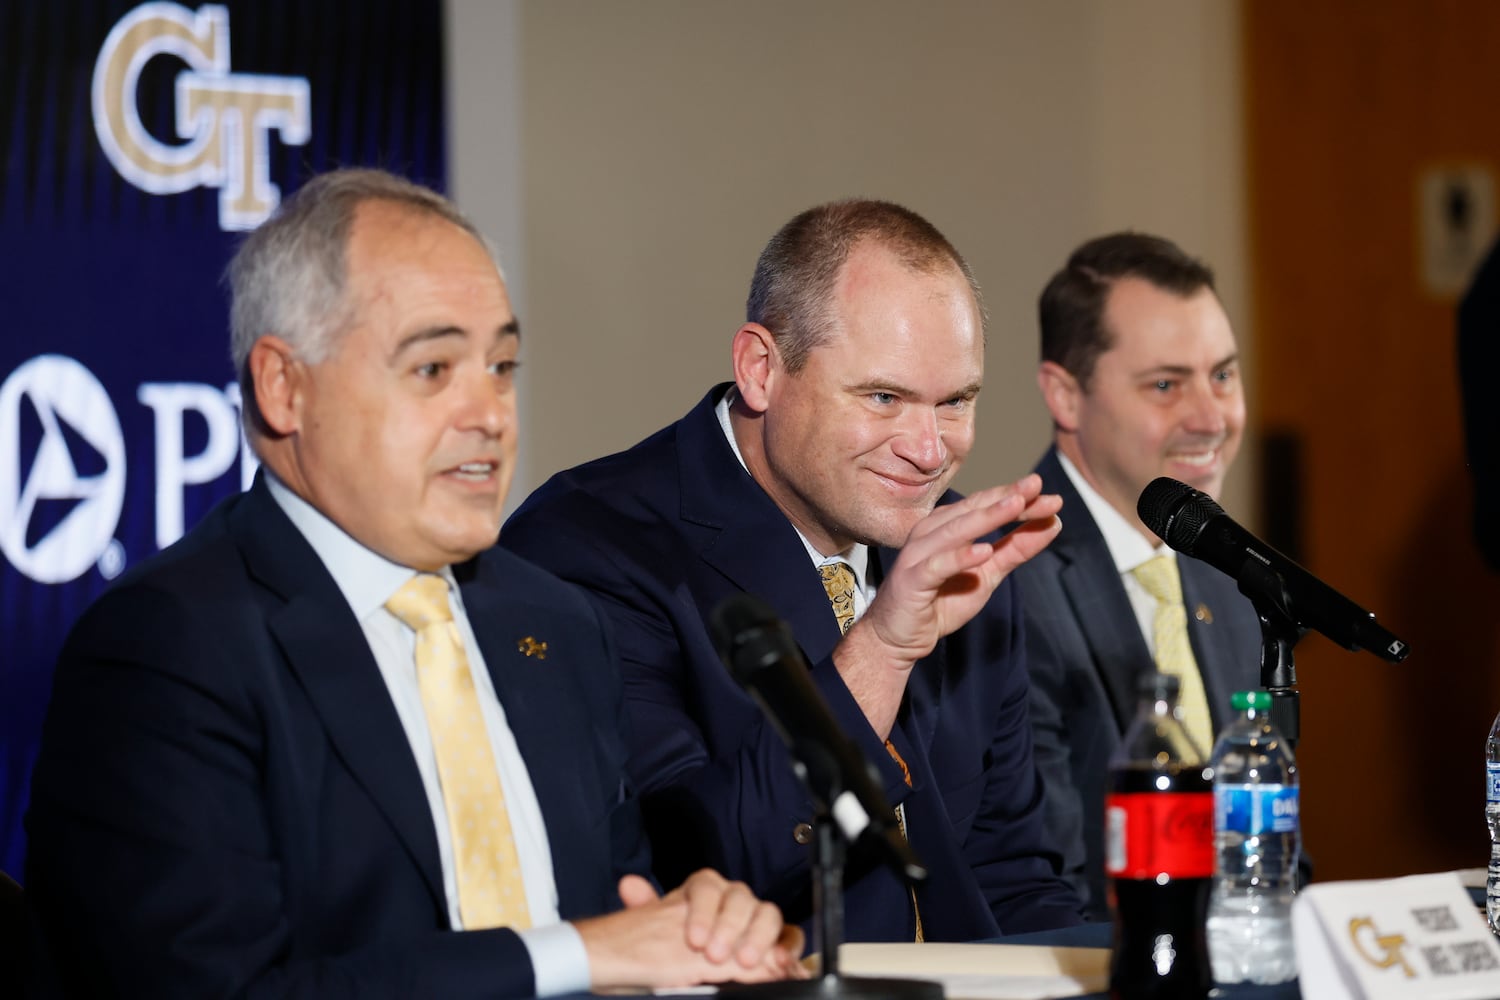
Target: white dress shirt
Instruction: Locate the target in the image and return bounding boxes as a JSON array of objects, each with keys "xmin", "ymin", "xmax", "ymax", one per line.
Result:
[
  {"xmin": 266, "ymin": 475, "xmax": 588, "ymax": 995},
  {"xmin": 1055, "ymin": 452, "xmax": 1178, "ymax": 657}
]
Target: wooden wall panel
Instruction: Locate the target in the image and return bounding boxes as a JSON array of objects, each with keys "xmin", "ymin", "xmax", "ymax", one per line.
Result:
[{"xmin": 1245, "ymin": 0, "xmax": 1500, "ymax": 881}]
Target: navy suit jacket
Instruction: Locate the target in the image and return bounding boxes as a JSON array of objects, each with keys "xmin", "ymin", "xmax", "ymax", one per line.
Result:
[
  {"xmin": 1012, "ymin": 447, "xmax": 1261, "ymax": 919},
  {"xmin": 25, "ymin": 474, "xmax": 648, "ymax": 999},
  {"xmin": 501, "ymin": 386, "xmax": 1083, "ymax": 943}
]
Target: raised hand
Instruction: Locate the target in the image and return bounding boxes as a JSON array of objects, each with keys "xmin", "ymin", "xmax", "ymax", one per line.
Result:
[{"xmin": 835, "ymin": 474, "xmax": 1062, "ymax": 738}]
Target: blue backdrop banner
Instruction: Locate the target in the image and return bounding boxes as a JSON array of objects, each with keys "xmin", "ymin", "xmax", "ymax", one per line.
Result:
[{"xmin": 0, "ymin": 0, "xmax": 447, "ymax": 877}]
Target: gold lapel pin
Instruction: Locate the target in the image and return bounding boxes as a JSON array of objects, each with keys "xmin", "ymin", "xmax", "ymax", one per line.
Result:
[
  {"xmin": 1194, "ymin": 603, "xmax": 1214, "ymax": 624},
  {"xmin": 517, "ymin": 636, "xmax": 548, "ymax": 659}
]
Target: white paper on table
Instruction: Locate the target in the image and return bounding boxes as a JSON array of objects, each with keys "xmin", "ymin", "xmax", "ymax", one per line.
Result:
[{"xmin": 830, "ymin": 941, "xmax": 1108, "ymax": 1000}]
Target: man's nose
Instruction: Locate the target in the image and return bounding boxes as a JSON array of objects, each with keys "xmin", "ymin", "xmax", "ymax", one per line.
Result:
[
  {"xmin": 1181, "ymin": 382, "xmax": 1228, "ymax": 435},
  {"xmin": 460, "ymin": 370, "xmax": 513, "ymax": 436},
  {"xmin": 893, "ymin": 407, "xmax": 948, "ymax": 472}
]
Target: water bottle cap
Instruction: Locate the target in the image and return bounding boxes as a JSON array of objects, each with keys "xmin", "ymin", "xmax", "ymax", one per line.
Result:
[{"xmin": 1231, "ymin": 689, "xmax": 1271, "ymax": 711}]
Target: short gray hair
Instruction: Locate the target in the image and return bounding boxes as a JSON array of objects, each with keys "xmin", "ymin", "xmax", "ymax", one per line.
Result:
[{"xmin": 227, "ymin": 168, "xmax": 499, "ymax": 427}]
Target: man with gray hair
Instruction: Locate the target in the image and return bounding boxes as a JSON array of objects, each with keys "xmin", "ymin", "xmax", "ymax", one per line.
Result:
[{"xmin": 25, "ymin": 168, "xmax": 802, "ymax": 997}]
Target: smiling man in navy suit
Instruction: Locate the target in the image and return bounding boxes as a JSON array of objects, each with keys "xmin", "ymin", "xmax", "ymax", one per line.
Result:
[
  {"xmin": 502, "ymin": 199, "xmax": 1084, "ymax": 942},
  {"xmin": 24, "ymin": 169, "xmax": 801, "ymax": 998},
  {"xmin": 1013, "ymin": 232, "xmax": 1262, "ymax": 919}
]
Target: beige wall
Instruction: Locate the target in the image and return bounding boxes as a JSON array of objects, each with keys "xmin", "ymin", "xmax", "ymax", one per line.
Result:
[{"xmin": 448, "ymin": 0, "xmax": 1253, "ymax": 521}]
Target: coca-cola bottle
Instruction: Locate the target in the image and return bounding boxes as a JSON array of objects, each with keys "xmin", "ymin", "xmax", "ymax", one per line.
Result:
[{"xmin": 1105, "ymin": 672, "xmax": 1214, "ymax": 1000}]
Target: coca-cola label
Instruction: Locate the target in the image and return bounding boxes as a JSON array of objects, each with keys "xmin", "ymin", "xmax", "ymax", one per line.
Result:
[
  {"xmin": 1104, "ymin": 791, "xmax": 1213, "ymax": 879},
  {"xmin": 1215, "ymin": 783, "xmax": 1299, "ymax": 835},
  {"xmin": 1488, "ymin": 762, "xmax": 1500, "ymax": 803}
]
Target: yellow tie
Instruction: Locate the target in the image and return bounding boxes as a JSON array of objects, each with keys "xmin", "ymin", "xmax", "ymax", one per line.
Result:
[
  {"xmin": 1130, "ymin": 554, "xmax": 1215, "ymax": 756},
  {"xmin": 818, "ymin": 559, "xmax": 923, "ymax": 940},
  {"xmin": 386, "ymin": 574, "xmax": 531, "ymax": 931}
]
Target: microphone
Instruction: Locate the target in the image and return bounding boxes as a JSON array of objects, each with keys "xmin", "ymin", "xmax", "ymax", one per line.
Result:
[
  {"xmin": 1138, "ymin": 477, "xmax": 1409, "ymax": 663},
  {"xmin": 709, "ymin": 593, "xmax": 926, "ymax": 882}
]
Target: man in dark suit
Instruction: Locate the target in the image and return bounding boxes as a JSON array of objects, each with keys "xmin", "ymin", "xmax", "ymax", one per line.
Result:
[
  {"xmin": 24, "ymin": 169, "xmax": 801, "ymax": 998},
  {"xmin": 501, "ymin": 199, "xmax": 1084, "ymax": 942},
  {"xmin": 1013, "ymin": 232, "xmax": 1262, "ymax": 919}
]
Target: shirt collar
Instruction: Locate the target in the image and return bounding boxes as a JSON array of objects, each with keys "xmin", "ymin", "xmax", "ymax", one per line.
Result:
[
  {"xmin": 265, "ymin": 472, "xmax": 450, "ymax": 618},
  {"xmin": 1055, "ymin": 451, "xmax": 1170, "ymax": 574},
  {"xmin": 714, "ymin": 387, "xmax": 870, "ymax": 587}
]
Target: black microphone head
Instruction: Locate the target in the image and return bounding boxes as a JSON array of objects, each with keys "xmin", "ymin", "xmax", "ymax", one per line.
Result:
[
  {"xmin": 1137, "ymin": 477, "xmax": 1193, "ymax": 538},
  {"xmin": 710, "ymin": 592, "xmax": 801, "ymax": 689},
  {"xmin": 709, "ymin": 593, "xmax": 777, "ymax": 661},
  {"xmin": 1138, "ymin": 476, "xmax": 1224, "ymax": 552}
]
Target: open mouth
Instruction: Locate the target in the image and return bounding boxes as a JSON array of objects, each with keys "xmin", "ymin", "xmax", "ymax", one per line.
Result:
[
  {"xmin": 449, "ymin": 461, "xmax": 497, "ymax": 482},
  {"xmin": 1168, "ymin": 450, "xmax": 1218, "ymax": 469}
]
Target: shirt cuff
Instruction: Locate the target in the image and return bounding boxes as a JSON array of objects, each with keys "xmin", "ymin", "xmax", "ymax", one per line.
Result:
[{"xmin": 519, "ymin": 921, "xmax": 592, "ymax": 997}]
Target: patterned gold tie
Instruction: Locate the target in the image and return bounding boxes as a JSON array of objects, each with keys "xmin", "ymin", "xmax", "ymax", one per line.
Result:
[
  {"xmin": 818, "ymin": 560, "xmax": 923, "ymax": 940},
  {"xmin": 1130, "ymin": 554, "xmax": 1215, "ymax": 756},
  {"xmin": 819, "ymin": 562, "xmax": 858, "ymax": 635},
  {"xmin": 386, "ymin": 574, "xmax": 531, "ymax": 930}
]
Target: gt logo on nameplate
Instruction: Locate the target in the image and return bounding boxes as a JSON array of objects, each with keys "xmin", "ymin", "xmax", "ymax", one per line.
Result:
[{"xmin": 1292, "ymin": 871, "xmax": 1500, "ymax": 999}]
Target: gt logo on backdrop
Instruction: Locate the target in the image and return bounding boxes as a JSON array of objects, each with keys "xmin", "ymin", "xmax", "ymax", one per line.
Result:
[
  {"xmin": 93, "ymin": 2, "xmax": 312, "ymax": 231},
  {"xmin": 0, "ymin": 356, "xmax": 257, "ymax": 585}
]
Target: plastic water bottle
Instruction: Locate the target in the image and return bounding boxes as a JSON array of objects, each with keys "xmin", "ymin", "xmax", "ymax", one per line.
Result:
[
  {"xmin": 1105, "ymin": 672, "xmax": 1214, "ymax": 1000},
  {"xmin": 1206, "ymin": 690, "xmax": 1299, "ymax": 984},
  {"xmin": 1487, "ymin": 709, "xmax": 1500, "ymax": 935}
]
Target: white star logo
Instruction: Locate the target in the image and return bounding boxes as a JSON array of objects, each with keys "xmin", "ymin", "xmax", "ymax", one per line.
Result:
[{"xmin": 0, "ymin": 356, "xmax": 126, "ymax": 583}]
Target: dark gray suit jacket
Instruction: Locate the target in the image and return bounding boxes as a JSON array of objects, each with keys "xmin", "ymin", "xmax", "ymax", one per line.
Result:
[{"xmin": 1013, "ymin": 448, "xmax": 1261, "ymax": 919}]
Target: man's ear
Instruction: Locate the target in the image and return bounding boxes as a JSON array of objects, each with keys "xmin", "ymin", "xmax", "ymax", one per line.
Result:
[
  {"xmin": 248, "ymin": 336, "xmax": 305, "ymax": 437},
  {"xmin": 731, "ymin": 323, "xmax": 779, "ymax": 414},
  {"xmin": 1037, "ymin": 361, "xmax": 1082, "ymax": 433}
]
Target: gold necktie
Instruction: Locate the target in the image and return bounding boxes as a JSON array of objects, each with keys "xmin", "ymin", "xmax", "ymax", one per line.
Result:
[
  {"xmin": 386, "ymin": 574, "xmax": 531, "ymax": 930},
  {"xmin": 819, "ymin": 561, "xmax": 858, "ymax": 635},
  {"xmin": 818, "ymin": 559, "xmax": 922, "ymax": 940},
  {"xmin": 1130, "ymin": 554, "xmax": 1215, "ymax": 756}
]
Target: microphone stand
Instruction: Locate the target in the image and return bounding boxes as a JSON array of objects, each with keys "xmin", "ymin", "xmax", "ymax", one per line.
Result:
[
  {"xmin": 1237, "ymin": 560, "xmax": 1316, "ymax": 892},
  {"xmin": 1238, "ymin": 559, "xmax": 1304, "ymax": 749},
  {"xmin": 725, "ymin": 757, "xmax": 942, "ymax": 999},
  {"xmin": 812, "ymin": 817, "xmax": 849, "ymax": 979}
]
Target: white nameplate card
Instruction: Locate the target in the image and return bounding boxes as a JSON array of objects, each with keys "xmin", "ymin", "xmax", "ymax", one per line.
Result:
[{"xmin": 1292, "ymin": 871, "xmax": 1500, "ymax": 999}]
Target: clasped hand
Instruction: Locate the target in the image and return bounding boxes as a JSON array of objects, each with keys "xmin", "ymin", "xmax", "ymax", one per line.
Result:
[{"xmin": 577, "ymin": 869, "xmax": 807, "ymax": 990}]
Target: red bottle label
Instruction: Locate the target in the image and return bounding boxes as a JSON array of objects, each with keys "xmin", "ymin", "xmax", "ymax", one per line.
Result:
[{"xmin": 1104, "ymin": 791, "xmax": 1213, "ymax": 879}]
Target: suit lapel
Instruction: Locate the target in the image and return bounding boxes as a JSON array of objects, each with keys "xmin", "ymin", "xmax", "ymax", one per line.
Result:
[
  {"xmin": 1180, "ymin": 555, "xmax": 1262, "ymax": 729},
  {"xmin": 1056, "ymin": 547, "xmax": 1147, "ymax": 731},
  {"xmin": 1038, "ymin": 449, "xmax": 1152, "ymax": 730},
  {"xmin": 457, "ymin": 558, "xmax": 600, "ymax": 915},
  {"xmin": 673, "ymin": 390, "xmax": 953, "ymax": 783},
  {"xmin": 675, "ymin": 387, "xmax": 847, "ymax": 663},
  {"xmin": 231, "ymin": 478, "xmax": 446, "ymax": 910}
]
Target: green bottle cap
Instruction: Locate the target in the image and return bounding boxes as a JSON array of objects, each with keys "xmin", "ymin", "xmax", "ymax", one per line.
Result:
[{"xmin": 1231, "ymin": 690, "xmax": 1272, "ymax": 711}]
